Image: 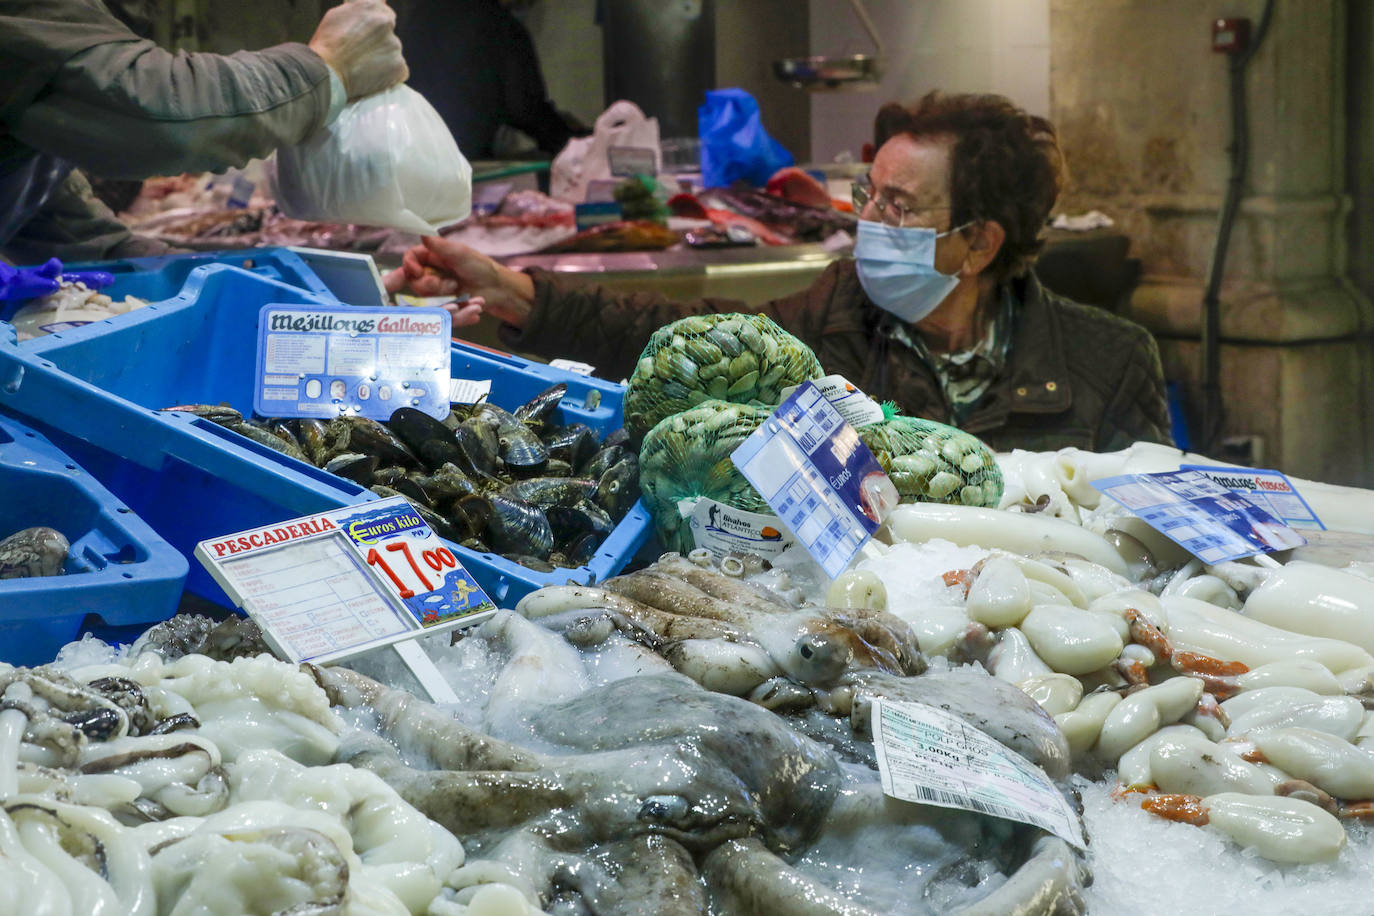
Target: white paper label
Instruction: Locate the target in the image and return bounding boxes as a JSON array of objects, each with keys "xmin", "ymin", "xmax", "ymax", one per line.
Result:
[
  {"xmin": 815, "ymin": 374, "xmax": 885, "ymax": 428},
  {"xmin": 781, "ymin": 375, "xmax": 885, "ymax": 429},
  {"xmin": 549, "ymin": 358, "xmax": 597, "ymax": 376},
  {"xmin": 449, "ymin": 378, "xmax": 492, "ymax": 404},
  {"xmin": 608, "ymin": 145, "xmax": 659, "ymax": 177},
  {"xmin": 195, "ymin": 497, "xmax": 495, "ymax": 665},
  {"xmin": 685, "ymin": 498, "xmax": 791, "ymax": 560},
  {"xmin": 871, "ymin": 697, "xmax": 1086, "ymax": 850}
]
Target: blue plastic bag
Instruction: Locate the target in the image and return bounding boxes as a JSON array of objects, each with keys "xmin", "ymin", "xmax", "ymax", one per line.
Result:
[{"xmin": 698, "ymin": 88, "xmax": 795, "ymax": 188}]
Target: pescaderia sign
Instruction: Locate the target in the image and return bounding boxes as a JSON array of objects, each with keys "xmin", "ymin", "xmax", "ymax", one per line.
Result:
[{"xmin": 196, "ymin": 496, "xmax": 495, "ymax": 666}]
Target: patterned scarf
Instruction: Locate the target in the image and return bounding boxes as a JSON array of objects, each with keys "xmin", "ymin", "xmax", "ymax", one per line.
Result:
[{"xmin": 882, "ymin": 288, "xmax": 1016, "ymax": 424}]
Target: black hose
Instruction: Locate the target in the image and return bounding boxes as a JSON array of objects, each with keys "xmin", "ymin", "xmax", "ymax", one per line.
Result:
[{"xmin": 1199, "ymin": 1, "xmax": 1275, "ymax": 453}]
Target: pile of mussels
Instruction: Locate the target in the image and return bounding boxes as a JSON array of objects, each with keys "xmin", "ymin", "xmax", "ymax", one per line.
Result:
[{"xmin": 166, "ymin": 383, "xmax": 640, "ymax": 570}]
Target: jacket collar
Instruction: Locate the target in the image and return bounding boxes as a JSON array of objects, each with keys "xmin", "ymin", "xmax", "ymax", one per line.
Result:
[{"xmin": 961, "ymin": 271, "xmax": 1073, "ymax": 434}]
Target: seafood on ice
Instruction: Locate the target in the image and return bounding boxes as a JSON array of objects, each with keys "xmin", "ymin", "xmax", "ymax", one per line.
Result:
[
  {"xmin": 0, "ymin": 645, "xmax": 522, "ymax": 915},
  {"xmin": 850, "ymin": 471, "xmax": 1374, "ymax": 867}
]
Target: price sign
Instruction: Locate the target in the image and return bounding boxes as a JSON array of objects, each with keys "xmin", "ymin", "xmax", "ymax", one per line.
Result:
[
  {"xmin": 254, "ymin": 303, "xmax": 451, "ymax": 422},
  {"xmin": 1181, "ymin": 465, "xmax": 1325, "ymax": 530},
  {"xmin": 1093, "ymin": 469, "xmax": 1306, "ymax": 564},
  {"xmin": 731, "ymin": 382, "xmax": 897, "ymax": 578},
  {"xmin": 195, "ymin": 497, "xmax": 495, "ymax": 666}
]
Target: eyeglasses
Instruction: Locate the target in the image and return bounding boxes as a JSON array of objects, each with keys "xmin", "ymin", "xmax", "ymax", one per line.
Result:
[{"xmin": 852, "ymin": 173, "xmax": 952, "ymax": 228}]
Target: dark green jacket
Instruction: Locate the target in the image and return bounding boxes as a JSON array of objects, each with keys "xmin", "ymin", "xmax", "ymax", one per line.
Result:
[{"xmin": 506, "ymin": 259, "xmax": 1174, "ymax": 453}]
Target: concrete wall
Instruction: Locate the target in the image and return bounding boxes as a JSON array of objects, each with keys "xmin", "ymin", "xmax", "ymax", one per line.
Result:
[
  {"xmin": 523, "ymin": 1, "xmax": 809, "ymax": 160},
  {"xmin": 1346, "ymin": 1, "xmax": 1374, "ymax": 304},
  {"xmin": 518, "ymin": 0, "xmax": 605, "ymax": 127},
  {"xmin": 717, "ymin": 1, "xmax": 812, "ymax": 162},
  {"xmin": 1050, "ymin": 0, "xmax": 1374, "ymax": 485},
  {"xmin": 807, "ymin": 0, "xmax": 1050, "ymax": 163}
]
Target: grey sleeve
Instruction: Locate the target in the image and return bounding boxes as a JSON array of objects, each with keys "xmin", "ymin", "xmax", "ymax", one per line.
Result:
[
  {"xmin": 0, "ymin": 169, "xmax": 178, "ymax": 264},
  {"xmin": 12, "ymin": 40, "xmax": 333, "ymax": 180}
]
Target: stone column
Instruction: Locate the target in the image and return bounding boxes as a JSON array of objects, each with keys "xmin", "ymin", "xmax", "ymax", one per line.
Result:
[{"xmin": 1050, "ymin": 0, "xmax": 1374, "ymax": 486}]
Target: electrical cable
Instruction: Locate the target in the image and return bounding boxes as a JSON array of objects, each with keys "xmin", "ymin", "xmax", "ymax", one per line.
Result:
[{"xmin": 1199, "ymin": 0, "xmax": 1275, "ymax": 454}]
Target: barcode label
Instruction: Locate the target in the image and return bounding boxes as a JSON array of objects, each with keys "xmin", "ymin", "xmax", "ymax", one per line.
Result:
[{"xmin": 905, "ymin": 783, "xmax": 1027, "ymax": 823}]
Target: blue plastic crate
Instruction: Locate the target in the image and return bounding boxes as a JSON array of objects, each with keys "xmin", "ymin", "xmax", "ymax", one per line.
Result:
[
  {"xmin": 0, "ymin": 270, "xmax": 651, "ymax": 610},
  {"xmin": 0, "ymin": 412, "xmax": 188, "ymax": 666},
  {"xmin": 0, "ymin": 248, "xmax": 338, "ymax": 329},
  {"xmin": 0, "ymin": 265, "xmax": 375, "ymax": 608}
]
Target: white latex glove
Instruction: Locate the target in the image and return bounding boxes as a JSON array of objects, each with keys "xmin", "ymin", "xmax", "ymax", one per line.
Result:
[{"xmin": 309, "ymin": 0, "xmax": 408, "ymax": 101}]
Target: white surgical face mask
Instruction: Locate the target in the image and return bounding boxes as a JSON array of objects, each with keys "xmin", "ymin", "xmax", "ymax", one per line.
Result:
[{"xmin": 854, "ymin": 219, "xmax": 970, "ymax": 323}]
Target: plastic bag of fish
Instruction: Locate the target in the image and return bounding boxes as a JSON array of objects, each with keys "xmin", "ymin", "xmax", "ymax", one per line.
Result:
[
  {"xmin": 623, "ymin": 313, "xmax": 823, "ymax": 442},
  {"xmin": 857, "ymin": 412, "xmax": 1002, "ymax": 507},
  {"xmin": 639, "ymin": 400, "xmax": 774, "ymax": 554}
]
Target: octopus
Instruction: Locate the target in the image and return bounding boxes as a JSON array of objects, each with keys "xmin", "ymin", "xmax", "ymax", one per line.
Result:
[
  {"xmin": 308, "ymin": 609, "xmax": 1088, "ymax": 914},
  {"xmin": 516, "ymin": 552, "xmax": 926, "ymax": 702},
  {"xmin": 0, "ymin": 649, "xmax": 474, "ymax": 915}
]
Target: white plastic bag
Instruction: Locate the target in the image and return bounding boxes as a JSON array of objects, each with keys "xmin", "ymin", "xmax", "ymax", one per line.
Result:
[
  {"xmin": 274, "ymin": 85, "xmax": 472, "ymax": 234},
  {"xmin": 550, "ymin": 100, "xmax": 660, "ymax": 203}
]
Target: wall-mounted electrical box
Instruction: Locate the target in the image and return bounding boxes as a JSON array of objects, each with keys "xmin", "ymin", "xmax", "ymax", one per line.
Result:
[{"xmin": 1212, "ymin": 18, "xmax": 1251, "ymax": 54}]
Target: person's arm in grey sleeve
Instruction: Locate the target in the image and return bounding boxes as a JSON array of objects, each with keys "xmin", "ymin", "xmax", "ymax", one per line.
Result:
[
  {"xmin": 12, "ymin": 40, "xmax": 337, "ymax": 180},
  {"xmin": 1, "ymin": 168, "xmax": 179, "ymax": 264}
]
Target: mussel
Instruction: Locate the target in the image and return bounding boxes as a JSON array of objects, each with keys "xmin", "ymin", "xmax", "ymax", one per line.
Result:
[
  {"xmin": 326, "ymin": 416, "xmax": 419, "ymax": 468},
  {"xmin": 298, "ymin": 418, "xmax": 331, "ymax": 465},
  {"xmin": 324, "ymin": 452, "xmax": 379, "ymax": 484},
  {"xmin": 506, "ymin": 477, "xmax": 598, "ymax": 509},
  {"xmin": 225, "ymin": 419, "xmax": 309, "ymax": 462},
  {"xmin": 389, "ymin": 407, "xmax": 462, "ymax": 469},
  {"xmin": 514, "ymin": 382, "xmax": 567, "ymax": 429},
  {"xmin": 545, "ymin": 502, "xmax": 615, "ymax": 544},
  {"xmin": 595, "ymin": 456, "xmax": 641, "ymax": 518},
  {"xmin": 486, "ymin": 494, "xmax": 554, "ymax": 559},
  {"xmin": 455, "ymin": 418, "xmax": 501, "ymax": 477},
  {"xmin": 580, "ymin": 444, "xmax": 625, "ymax": 482},
  {"xmin": 496, "ymin": 420, "xmax": 549, "ymax": 476},
  {"xmin": 543, "ymin": 423, "xmax": 598, "ymax": 468}
]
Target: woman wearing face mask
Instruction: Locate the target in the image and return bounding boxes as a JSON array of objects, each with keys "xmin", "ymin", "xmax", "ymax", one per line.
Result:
[{"xmin": 387, "ymin": 92, "xmax": 1172, "ymax": 453}]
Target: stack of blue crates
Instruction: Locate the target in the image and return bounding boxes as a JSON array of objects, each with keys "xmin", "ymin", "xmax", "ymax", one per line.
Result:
[
  {"xmin": 0, "ymin": 412, "xmax": 188, "ymax": 665},
  {"xmin": 0, "ymin": 253, "xmax": 650, "ymax": 631}
]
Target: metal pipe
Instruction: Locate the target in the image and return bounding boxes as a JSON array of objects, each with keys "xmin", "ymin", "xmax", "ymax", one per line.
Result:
[{"xmin": 846, "ymin": 0, "xmax": 884, "ymax": 58}]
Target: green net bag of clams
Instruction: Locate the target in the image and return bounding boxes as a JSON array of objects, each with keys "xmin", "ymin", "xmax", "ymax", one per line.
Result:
[
  {"xmin": 639, "ymin": 400, "xmax": 775, "ymax": 553},
  {"xmin": 623, "ymin": 313, "xmax": 823, "ymax": 441},
  {"xmin": 856, "ymin": 408, "xmax": 1003, "ymax": 507}
]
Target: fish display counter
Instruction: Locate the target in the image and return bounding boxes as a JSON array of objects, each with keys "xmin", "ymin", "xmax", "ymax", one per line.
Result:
[{"xmin": 4, "ymin": 431, "xmax": 1374, "ymax": 914}]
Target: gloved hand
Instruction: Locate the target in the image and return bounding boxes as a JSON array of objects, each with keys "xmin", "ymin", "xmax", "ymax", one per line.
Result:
[
  {"xmin": 0, "ymin": 259, "xmax": 114, "ymax": 302},
  {"xmin": 309, "ymin": 0, "xmax": 409, "ymax": 101}
]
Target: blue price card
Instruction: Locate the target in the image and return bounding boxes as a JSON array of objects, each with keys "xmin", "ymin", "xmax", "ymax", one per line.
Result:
[
  {"xmin": 195, "ymin": 497, "xmax": 494, "ymax": 666},
  {"xmin": 731, "ymin": 382, "xmax": 896, "ymax": 579},
  {"xmin": 1093, "ymin": 469, "xmax": 1306, "ymax": 564},
  {"xmin": 254, "ymin": 303, "xmax": 451, "ymax": 422},
  {"xmin": 334, "ymin": 500, "xmax": 495, "ymax": 628},
  {"xmin": 1180, "ymin": 465, "xmax": 1325, "ymax": 531}
]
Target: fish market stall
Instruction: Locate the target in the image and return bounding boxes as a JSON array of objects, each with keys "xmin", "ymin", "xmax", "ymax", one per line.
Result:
[
  {"xmin": 4, "ymin": 253, "xmax": 1374, "ymax": 912},
  {"xmin": 4, "ymin": 437, "xmax": 1374, "ymax": 913}
]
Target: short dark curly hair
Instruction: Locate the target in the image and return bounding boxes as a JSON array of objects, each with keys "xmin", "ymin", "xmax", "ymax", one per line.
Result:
[{"xmin": 873, "ymin": 92, "xmax": 1064, "ymax": 283}]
